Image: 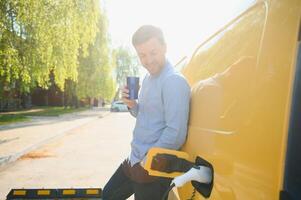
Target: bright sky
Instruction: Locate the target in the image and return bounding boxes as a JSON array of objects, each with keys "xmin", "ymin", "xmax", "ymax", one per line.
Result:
[{"xmin": 103, "ymin": 0, "xmax": 255, "ymax": 65}]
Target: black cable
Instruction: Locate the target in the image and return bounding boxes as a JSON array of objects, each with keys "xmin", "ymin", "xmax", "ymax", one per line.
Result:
[
  {"xmin": 161, "ymin": 183, "xmax": 175, "ymax": 200},
  {"xmin": 186, "ymin": 188, "xmax": 196, "ymax": 200}
]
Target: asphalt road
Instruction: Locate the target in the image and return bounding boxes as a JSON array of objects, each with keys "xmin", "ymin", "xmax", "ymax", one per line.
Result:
[{"xmin": 0, "ymin": 112, "xmax": 135, "ymax": 199}]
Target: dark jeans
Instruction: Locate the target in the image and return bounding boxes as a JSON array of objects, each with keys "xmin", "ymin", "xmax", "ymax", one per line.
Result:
[{"xmin": 102, "ymin": 160, "xmax": 172, "ymax": 200}]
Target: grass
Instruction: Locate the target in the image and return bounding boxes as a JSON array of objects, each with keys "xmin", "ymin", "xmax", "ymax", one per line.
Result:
[
  {"xmin": 0, "ymin": 106, "xmax": 89, "ymax": 126},
  {"xmin": 0, "ymin": 114, "xmax": 29, "ymax": 125},
  {"xmin": 25, "ymin": 106, "xmax": 88, "ymax": 117}
]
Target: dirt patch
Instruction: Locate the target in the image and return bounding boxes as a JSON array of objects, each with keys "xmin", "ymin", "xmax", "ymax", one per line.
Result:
[{"xmin": 20, "ymin": 150, "xmax": 55, "ymax": 160}]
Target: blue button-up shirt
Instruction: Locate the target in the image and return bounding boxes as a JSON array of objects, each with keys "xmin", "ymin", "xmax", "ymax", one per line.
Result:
[{"xmin": 129, "ymin": 61, "xmax": 191, "ymax": 166}]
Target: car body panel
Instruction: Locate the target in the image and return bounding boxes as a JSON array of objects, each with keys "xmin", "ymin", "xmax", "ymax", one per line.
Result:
[{"xmin": 175, "ymin": 0, "xmax": 301, "ymax": 199}]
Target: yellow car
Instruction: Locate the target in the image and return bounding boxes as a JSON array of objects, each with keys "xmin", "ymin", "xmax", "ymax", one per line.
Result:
[{"xmin": 172, "ymin": 0, "xmax": 301, "ymax": 199}]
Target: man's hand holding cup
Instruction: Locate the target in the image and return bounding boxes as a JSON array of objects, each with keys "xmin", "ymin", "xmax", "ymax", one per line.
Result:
[{"xmin": 121, "ymin": 76, "xmax": 139, "ymax": 109}]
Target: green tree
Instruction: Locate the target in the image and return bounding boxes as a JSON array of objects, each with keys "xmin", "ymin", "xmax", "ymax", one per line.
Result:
[
  {"xmin": 113, "ymin": 46, "xmax": 139, "ymax": 87},
  {"xmin": 0, "ymin": 0, "xmax": 101, "ymax": 109},
  {"xmin": 76, "ymin": 11, "xmax": 115, "ymax": 102}
]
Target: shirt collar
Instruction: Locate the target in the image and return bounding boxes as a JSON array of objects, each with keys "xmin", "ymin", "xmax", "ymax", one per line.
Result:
[{"xmin": 150, "ymin": 60, "xmax": 172, "ymax": 79}]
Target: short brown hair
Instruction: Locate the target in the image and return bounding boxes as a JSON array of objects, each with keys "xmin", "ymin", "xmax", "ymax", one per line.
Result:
[{"xmin": 132, "ymin": 25, "xmax": 165, "ymax": 46}]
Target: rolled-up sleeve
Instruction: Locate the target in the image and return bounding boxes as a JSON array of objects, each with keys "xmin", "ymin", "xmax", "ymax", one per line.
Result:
[{"xmin": 153, "ymin": 75, "xmax": 191, "ymax": 149}]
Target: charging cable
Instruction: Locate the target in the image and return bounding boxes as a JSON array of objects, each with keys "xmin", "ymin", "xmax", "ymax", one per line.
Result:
[
  {"xmin": 172, "ymin": 165, "xmax": 212, "ymax": 187},
  {"xmin": 161, "ymin": 165, "xmax": 212, "ymax": 200},
  {"xmin": 161, "ymin": 183, "xmax": 176, "ymax": 200}
]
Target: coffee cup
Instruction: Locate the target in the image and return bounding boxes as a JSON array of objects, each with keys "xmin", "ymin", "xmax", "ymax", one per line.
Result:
[{"xmin": 127, "ymin": 76, "xmax": 139, "ymax": 100}]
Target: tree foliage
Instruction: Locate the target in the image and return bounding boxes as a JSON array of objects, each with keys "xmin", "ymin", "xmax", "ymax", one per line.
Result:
[
  {"xmin": 113, "ymin": 46, "xmax": 139, "ymax": 87},
  {"xmin": 76, "ymin": 11, "xmax": 115, "ymax": 101},
  {"xmin": 0, "ymin": 0, "xmax": 117, "ymax": 110},
  {"xmin": 0, "ymin": 0, "xmax": 100, "ymax": 94}
]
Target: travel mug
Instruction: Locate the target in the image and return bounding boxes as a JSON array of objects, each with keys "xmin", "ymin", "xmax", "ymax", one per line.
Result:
[{"xmin": 127, "ymin": 76, "xmax": 139, "ymax": 100}]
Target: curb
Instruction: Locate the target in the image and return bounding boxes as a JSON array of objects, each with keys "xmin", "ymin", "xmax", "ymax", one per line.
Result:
[{"xmin": 0, "ymin": 111, "xmax": 111, "ymax": 168}]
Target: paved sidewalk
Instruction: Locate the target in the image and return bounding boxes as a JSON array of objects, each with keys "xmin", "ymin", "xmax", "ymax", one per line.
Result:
[{"xmin": 0, "ymin": 107, "xmax": 110, "ymax": 168}]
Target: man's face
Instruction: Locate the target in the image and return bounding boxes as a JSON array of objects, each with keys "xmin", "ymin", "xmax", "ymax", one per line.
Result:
[{"xmin": 135, "ymin": 37, "xmax": 167, "ymax": 76}]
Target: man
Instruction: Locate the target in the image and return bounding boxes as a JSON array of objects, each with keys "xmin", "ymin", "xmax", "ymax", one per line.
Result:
[{"xmin": 102, "ymin": 25, "xmax": 190, "ymax": 200}]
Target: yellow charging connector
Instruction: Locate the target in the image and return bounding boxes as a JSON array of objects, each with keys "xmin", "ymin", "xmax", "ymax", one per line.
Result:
[{"xmin": 144, "ymin": 147, "xmax": 193, "ymax": 178}]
